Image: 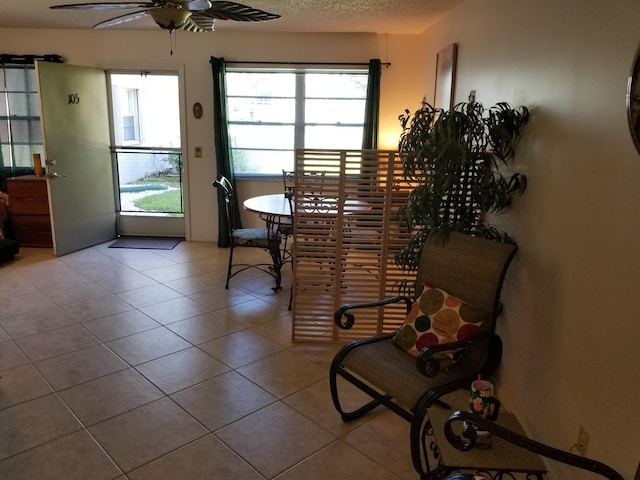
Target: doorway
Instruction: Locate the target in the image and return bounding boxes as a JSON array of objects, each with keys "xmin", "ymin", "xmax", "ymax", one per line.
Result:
[{"xmin": 108, "ymin": 71, "xmax": 185, "ymax": 238}]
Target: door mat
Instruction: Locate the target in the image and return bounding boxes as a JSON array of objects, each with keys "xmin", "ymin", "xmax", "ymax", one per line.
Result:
[{"xmin": 108, "ymin": 237, "xmax": 181, "ymax": 250}]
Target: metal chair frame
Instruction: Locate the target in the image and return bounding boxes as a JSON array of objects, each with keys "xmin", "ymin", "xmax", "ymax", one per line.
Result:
[{"xmin": 213, "ymin": 175, "xmax": 282, "ymax": 290}]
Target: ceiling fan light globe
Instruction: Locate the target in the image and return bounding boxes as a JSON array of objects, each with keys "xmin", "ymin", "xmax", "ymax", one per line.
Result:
[{"xmin": 149, "ymin": 8, "xmax": 192, "ymax": 31}]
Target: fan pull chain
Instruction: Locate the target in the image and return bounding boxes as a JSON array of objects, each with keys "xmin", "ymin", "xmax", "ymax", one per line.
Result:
[{"xmin": 167, "ymin": 30, "xmax": 179, "ymax": 55}]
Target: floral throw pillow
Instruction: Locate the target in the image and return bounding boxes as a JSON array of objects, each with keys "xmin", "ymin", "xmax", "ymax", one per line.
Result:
[{"xmin": 392, "ymin": 282, "xmax": 486, "ymax": 359}]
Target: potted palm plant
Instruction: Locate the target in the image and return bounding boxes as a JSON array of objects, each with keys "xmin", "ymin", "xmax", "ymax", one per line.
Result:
[{"xmin": 395, "ymin": 97, "xmax": 529, "ymax": 272}]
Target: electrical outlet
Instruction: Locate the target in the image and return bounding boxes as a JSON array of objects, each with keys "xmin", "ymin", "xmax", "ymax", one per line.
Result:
[{"xmin": 576, "ymin": 426, "xmax": 590, "ymax": 456}]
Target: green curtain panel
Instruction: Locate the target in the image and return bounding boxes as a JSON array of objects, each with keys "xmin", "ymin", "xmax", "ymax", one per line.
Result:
[
  {"xmin": 362, "ymin": 59, "xmax": 381, "ymax": 150},
  {"xmin": 211, "ymin": 56, "xmax": 242, "ymax": 247}
]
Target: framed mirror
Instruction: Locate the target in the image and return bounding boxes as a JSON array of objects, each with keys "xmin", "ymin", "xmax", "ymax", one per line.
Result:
[{"xmin": 434, "ymin": 43, "xmax": 458, "ymax": 111}]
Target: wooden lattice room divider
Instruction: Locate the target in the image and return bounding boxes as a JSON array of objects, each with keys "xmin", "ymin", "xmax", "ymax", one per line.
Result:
[{"xmin": 291, "ymin": 149, "xmax": 419, "ymax": 343}]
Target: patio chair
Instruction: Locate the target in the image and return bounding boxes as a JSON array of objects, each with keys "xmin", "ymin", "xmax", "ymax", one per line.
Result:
[
  {"xmin": 213, "ymin": 175, "xmax": 282, "ymax": 289},
  {"xmin": 278, "ymin": 170, "xmax": 295, "ymax": 261},
  {"xmin": 281, "ymin": 169, "xmax": 295, "ymax": 198},
  {"xmin": 329, "ymin": 232, "xmax": 517, "ymax": 478}
]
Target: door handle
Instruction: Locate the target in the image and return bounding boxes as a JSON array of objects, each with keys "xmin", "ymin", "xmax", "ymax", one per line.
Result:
[
  {"xmin": 45, "ymin": 159, "xmax": 57, "ymax": 166},
  {"xmin": 45, "ymin": 172, "xmax": 66, "ymax": 179}
]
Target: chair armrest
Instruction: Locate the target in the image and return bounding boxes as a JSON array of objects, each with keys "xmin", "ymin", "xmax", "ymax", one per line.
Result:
[
  {"xmin": 416, "ymin": 331, "xmax": 493, "ymax": 377},
  {"xmin": 444, "ymin": 411, "xmax": 624, "ymax": 480},
  {"xmin": 334, "ymin": 295, "xmax": 413, "ymax": 329}
]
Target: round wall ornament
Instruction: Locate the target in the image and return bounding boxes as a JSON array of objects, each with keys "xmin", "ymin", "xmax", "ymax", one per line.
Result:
[
  {"xmin": 193, "ymin": 102, "xmax": 203, "ymax": 119},
  {"xmin": 627, "ymin": 45, "xmax": 640, "ymax": 154}
]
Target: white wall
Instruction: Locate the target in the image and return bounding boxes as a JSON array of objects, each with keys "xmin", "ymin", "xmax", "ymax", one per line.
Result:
[
  {"xmin": 0, "ymin": 28, "xmax": 421, "ymax": 238},
  {"xmin": 420, "ymin": 1, "xmax": 640, "ymax": 478}
]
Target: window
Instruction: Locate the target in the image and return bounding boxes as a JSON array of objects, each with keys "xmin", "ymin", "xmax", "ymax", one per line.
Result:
[
  {"xmin": 0, "ymin": 64, "xmax": 43, "ymax": 175},
  {"xmin": 110, "ymin": 73, "xmax": 181, "ymax": 148},
  {"xmin": 121, "ymin": 88, "xmax": 140, "ymax": 142},
  {"xmin": 225, "ymin": 68, "xmax": 369, "ymax": 176}
]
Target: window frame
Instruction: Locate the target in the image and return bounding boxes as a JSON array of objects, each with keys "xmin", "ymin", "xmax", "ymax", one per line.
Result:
[
  {"xmin": 225, "ymin": 66, "xmax": 370, "ymax": 178},
  {"xmin": 0, "ymin": 64, "xmax": 43, "ymax": 177},
  {"xmin": 121, "ymin": 87, "xmax": 141, "ymax": 143}
]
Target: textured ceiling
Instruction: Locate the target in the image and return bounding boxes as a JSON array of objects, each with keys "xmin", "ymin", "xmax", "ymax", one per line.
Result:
[{"xmin": 0, "ymin": 0, "xmax": 464, "ymax": 34}]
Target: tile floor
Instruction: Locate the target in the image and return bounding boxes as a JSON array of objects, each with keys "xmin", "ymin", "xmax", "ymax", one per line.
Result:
[{"xmin": 0, "ymin": 241, "xmax": 417, "ymax": 479}]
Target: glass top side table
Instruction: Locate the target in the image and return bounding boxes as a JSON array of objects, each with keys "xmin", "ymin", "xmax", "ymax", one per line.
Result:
[{"xmin": 426, "ymin": 389, "xmax": 547, "ymax": 479}]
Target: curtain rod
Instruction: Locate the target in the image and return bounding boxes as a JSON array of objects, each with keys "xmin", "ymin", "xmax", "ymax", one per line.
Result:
[
  {"xmin": 0, "ymin": 54, "xmax": 63, "ymax": 65},
  {"xmin": 222, "ymin": 60, "xmax": 390, "ymax": 68}
]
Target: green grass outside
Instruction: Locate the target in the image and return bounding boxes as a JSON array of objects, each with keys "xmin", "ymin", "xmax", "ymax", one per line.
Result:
[
  {"xmin": 133, "ymin": 189, "xmax": 183, "ymax": 213},
  {"xmin": 128, "ymin": 175, "xmax": 180, "ymax": 186}
]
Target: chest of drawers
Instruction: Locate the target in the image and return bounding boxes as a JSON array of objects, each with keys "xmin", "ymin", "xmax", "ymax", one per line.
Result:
[{"xmin": 6, "ymin": 176, "xmax": 53, "ymax": 247}]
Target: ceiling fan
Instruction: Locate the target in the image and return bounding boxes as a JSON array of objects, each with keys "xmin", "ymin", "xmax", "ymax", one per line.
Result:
[{"xmin": 50, "ymin": 0, "xmax": 281, "ymax": 32}]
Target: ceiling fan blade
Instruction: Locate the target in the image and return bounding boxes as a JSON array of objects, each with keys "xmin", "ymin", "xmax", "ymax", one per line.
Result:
[
  {"xmin": 182, "ymin": 13, "xmax": 215, "ymax": 32},
  {"xmin": 200, "ymin": 1, "xmax": 280, "ymax": 22},
  {"xmin": 93, "ymin": 10, "xmax": 151, "ymax": 28},
  {"xmin": 51, "ymin": 1, "xmax": 212, "ymax": 11},
  {"xmin": 51, "ymin": 0, "xmax": 276, "ymax": 32},
  {"xmin": 176, "ymin": 0, "xmax": 212, "ymax": 10},
  {"xmin": 50, "ymin": 2, "xmax": 154, "ymax": 11}
]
